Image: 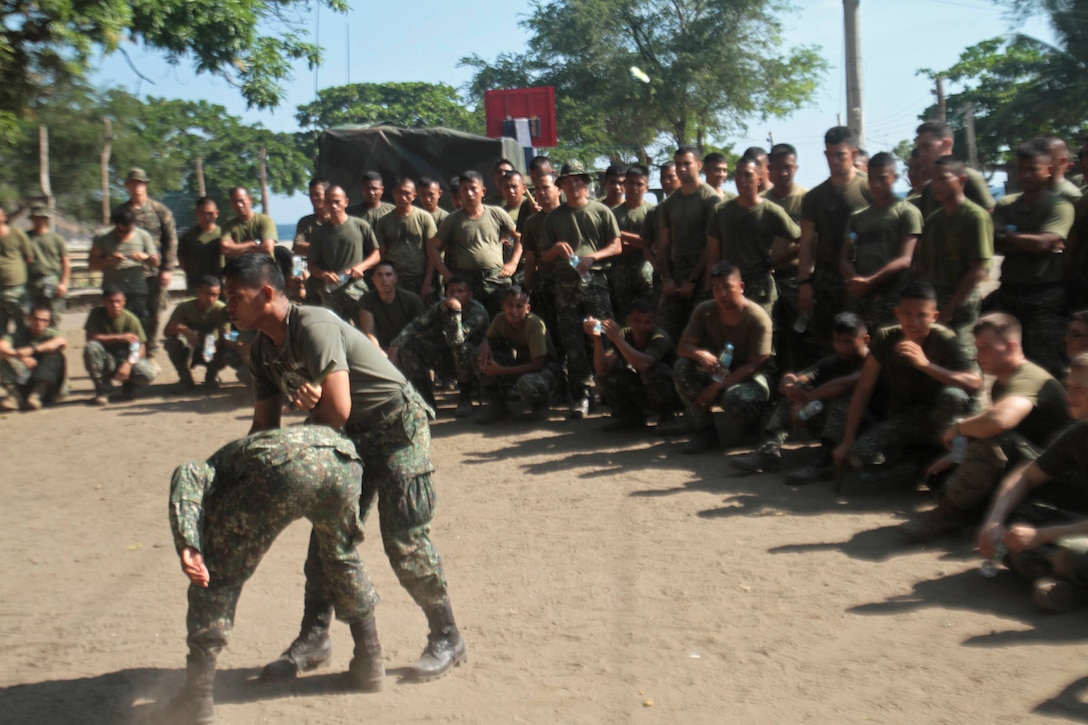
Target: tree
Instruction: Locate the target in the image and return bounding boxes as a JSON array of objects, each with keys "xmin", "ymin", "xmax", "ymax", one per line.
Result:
[{"xmin": 460, "ymin": 0, "xmax": 825, "ymax": 162}]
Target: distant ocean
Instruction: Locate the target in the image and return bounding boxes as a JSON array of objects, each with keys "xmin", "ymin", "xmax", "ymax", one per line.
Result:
[{"xmin": 276, "ymin": 224, "xmax": 295, "ymax": 244}]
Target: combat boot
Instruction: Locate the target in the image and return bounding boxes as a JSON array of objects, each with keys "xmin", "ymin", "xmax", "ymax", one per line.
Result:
[
  {"xmin": 407, "ymin": 601, "xmax": 467, "ymax": 681},
  {"xmin": 167, "ymin": 654, "xmax": 216, "ymax": 724},
  {"xmin": 346, "ymin": 616, "xmax": 384, "ymax": 692},
  {"xmin": 454, "ymin": 390, "xmax": 474, "ymax": 419},
  {"xmin": 898, "ymin": 498, "xmax": 963, "ymax": 542},
  {"xmin": 24, "ymin": 382, "xmax": 49, "ymax": 411},
  {"xmin": 259, "ymin": 602, "xmax": 333, "ymax": 681}
]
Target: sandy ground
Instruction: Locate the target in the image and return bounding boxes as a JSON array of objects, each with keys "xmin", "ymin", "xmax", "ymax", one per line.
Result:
[{"xmin": 3, "ymin": 305, "xmax": 1088, "ymax": 725}]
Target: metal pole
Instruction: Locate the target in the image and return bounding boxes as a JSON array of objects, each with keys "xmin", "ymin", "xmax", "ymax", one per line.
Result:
[{"xmin": 844, "ymin": 0, "xmax": 865, "ymax": 148}]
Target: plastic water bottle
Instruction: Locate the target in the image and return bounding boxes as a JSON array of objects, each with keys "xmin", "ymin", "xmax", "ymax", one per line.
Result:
[
  {"xmin": 202, "ymin": 333, "xmax": 217, "ymax": 363},
  {"xmin": 584, "ymin": 317, "xmax": 603, "ymax": 334},
  {"xmin": 792, "ymin": 313, "xmax": 808, "ymax": 334},
  {"xmin": 1006, "ymin": 224, "xmax": 1017, "ymax": 235},
  {"xmin": 712, "ymin": 343, "xmax": 735, "ymax": 382},
  {"xmin": 981, "ymin": 542, "xmax": 1007, "ymax": 578},
  {"xmin": 798, "ymin": 400, "xmax": 823, "ymax": 421},
  {"xmin": 568, "ymin": 254, "xmax": 591, "ymax": 283},
  {"xmin": 291, "ymin": 255, "xmax": 305, "ymax": 277},
  {"xmin": 227, "ymin": 330, "xmax": 239, "ymax": 342},
  {"xmin": 950, "ymin": 435, "xmax": 968, "ymax": 464},
  {"xmin": 127, "ymin": 341, "xmax": 141, "ymax": 364}
]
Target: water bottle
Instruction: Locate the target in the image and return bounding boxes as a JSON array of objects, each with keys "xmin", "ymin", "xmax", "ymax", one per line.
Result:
[
  {"xmin": 127, "ymin": 341, "xmax": 141, "ymax": 364},
  {"xmin": 291, "ymin": 255, "xmax": 305, "ymax": 277},
  {"xmin": 1005, "ymin": 224, "xmax": 1017, "ymax": 235},
  {"xmin": 568, "ymin": 254, "xmax": 591, "ymax": 283},
  {"xmin": 712, "ymin": 343, "xmax": 735, "ymax": 382},
  {"xmin": 202, "ymin": 333, "xmax": 217, "ymax": 364},
  {"xmin": 798, "ymin": 400, "xmax": 823, "ymax": 421},
  {"xmin": 792, "ymin": 313, "xmax": 808, "ymax": 334},
  {"xmin": 227, "ymin": 330, "xmax": 239, "ymax": 342},
  {"xmin": 584, "ymin": 317, "xmax": 603, "ymax": 334},
  {"xmin": 950, "ymin": 435, "xmax": 968, "ymax": 464},
  {"xmin": 981, "ymin": 542, "xmax": 1007, "ymax": 578},
  {"xmin": 42, "ymin": 274, "xmax": 58, "ymax": 299}
]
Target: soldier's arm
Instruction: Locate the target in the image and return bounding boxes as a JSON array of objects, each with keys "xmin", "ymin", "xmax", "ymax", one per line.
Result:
[
  {"xmin": 357, "ymin": 309, "xmax": 383, "ymax": 352},
  {"xmin": 426, "ymin": 235, "xmax": 452, "ymax": 282},
  {"xmin": 954, "ymin": 396, "xmax": 1034, "ymax": 441},
  {"xmin": 807, "ymin": 370, "xmax": 863, "ymax": 401},
  {"xmin": 306, "ymin": 369, "xmax": 352, "ymax": 429}
]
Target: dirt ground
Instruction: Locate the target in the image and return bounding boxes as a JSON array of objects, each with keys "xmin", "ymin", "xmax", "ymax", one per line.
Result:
[{"xmin": 3, "ymin": 305, "xmax": 1088, "ymax": 725}]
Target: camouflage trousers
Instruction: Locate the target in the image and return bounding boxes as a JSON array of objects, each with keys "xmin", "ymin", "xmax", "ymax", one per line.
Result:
[
  {"xmin": 936, "ymin": 291, "xmax": 981, "ymax": 363},
  {"xmin": 0, "ymin": 284, "xmax": 27, "ymax": 336},
  {"xmin": 743, "ymin": 272, "xmax": 777, "ymax": 320},
  {"xmin": 28, "ymin": 277, "xmax": 65, "ymax": 327},
  {"xmin": 145, "ymin": 275, "xmax": 167, "ymax": 351},
  {"xmin": 460, "ymin": 267, "xmax": 511, "ymax": 317},
  {"xmin": 0, "ymin": 350, "xmax": 66, "ymax": 400},
  {"xmin": 83, "ymin": 340, "xmax": 158, "ymax": 395},
  {"xmin": 340, "ymin": 386, "xmax": 449, "ymax": 611},
  {"xmin": 984, "ymin": 283, "xmax": 1067, "ymax": 377},
  {"xmin": 673, "ymin": 357, "xmax": 773, "ymax": 431},
  {"xmin": 607, "ymin": 258, "xmax": 654, "ymax": 322},
  {"xmin": 181, "ymin": 449, "xmax": 375, "ymax": 660},
  {"xmin": 478, "ymin": 346, "xmax": 561, "ymax": 404},
  {"xmin": 320, "ymin": 278, "xmax": 370, "ymax": 326},
  {"xmin": 527, "ymin": 277, "xmax": 563, "ymax": 357},
  {"xmin": 847, "ymin": 388, "xmax": 974, "ymax": 468},
  {"xmin": 396, "ymin": 334, "xmax": 477, "ymax": 393},
  {"xmin": 555, "ymin": 270, "xmax": 614, "ymax": 395},
  {"xmin": 601, "ymin": 363, "xmax": 677, "ymax": 420},
  {"xmin": 657, "ymin": 292, "xmax": 699, "ymax": 353},
  {"xmin": 806, "ymin": 267, "xmax": 849, "ymax": 364},
  {"xmin": 853, "ymin": 284, "xmax": 901, "ymax": 334},
  {"xmin": 123, "ymin": 293, "xmax": 150, "ymax": 337},
  {"xmin": 941, "ymin": 436, "xmax": 1024, "ymax": 512},
  {"xmin": 164, "ymin": 337, "xmax": 244, "ymax": 386},
  {"xmin": 773, "ymin": 272, "xmax": 803, "ymax": 374},
  {"xmin": 761, "ymin": 393, "xmax": 850, "ymax": 450}
]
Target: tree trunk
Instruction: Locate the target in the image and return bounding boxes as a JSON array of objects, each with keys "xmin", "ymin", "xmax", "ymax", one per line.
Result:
[{"xmin": 100, "ymin": 119, "xmax": 112, "ymax": 225}]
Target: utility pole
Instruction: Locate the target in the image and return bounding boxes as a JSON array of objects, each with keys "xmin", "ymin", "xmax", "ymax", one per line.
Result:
[
  {"xmin": 962, "ymin": 102, "xmax": 980, "ymax": 171},
  {"xmin": 843, "ymin": 0, "xmax": 865, "ymax": 149},
  {"xmin": 934, "ymin": 76, "xmax": 947, "ymax": 122},
  {"xmin": 100, "ymin": 119, "xmax": 112, "ymax": 224}
]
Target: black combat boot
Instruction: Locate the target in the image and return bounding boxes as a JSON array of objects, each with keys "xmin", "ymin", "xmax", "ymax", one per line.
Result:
[
  {"xmin": 259, "ymin": 601, "xmax": 333, "ymax": 681},
  {"xmin": 167, "ymin": 654, "xmax": 216, "ymax": 724},
  {"xmin": 346, "ymin": 615, "xmax": 385, "ymax": 692},
  {"xmin": 407, "ymin": 601, "xmax": 467, "ymax": 681}
]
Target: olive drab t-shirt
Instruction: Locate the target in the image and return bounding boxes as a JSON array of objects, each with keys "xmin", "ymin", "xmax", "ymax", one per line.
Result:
[
  {"xmin": 346, "ymin": 201, "xmax": 394, "ymax": 230},
  {"xmin": 375, "ymin": 207, "xmax": 438, "ymax": 280},
  {"xmin": 614, "ymin": 325, "xmax": 674, "ymax": 367},
  {"xmin": 28, "ymin": 230, "xmax": 66, "ymax": 281},
  {"xmin": 0, "ymin": 226, "xmax": 32, "ymax": 287},
  {"xmin": 486, "ymin": 311, "xmax": 557, "ymax": 362},
  {"xmin": 915, "ymin": 200, "xmax": 993, "ymax": 298},
  {"xmin": 84, "ymin": 307, "xmax": 147, "ymax": 356},
  {"xmin": 249, "ymin": 305, "xmax": 407, "ymax": 418},
  {"xmin": 991, "ymin": 360, "xmax": 1071, "ymax": 450},
  {"xmin": 762, "ymin": 184, "xmax": 808, "ymax": 274},
  {"xmin": 358, "ymin": 289, "xmax": 426, "ymax": 349},
  {"xmin": 612, "ymin": 201, "xmax": 655, "ymax": 262},
  {"xmin": 993, "ymin": 191, "xmax": 1075, "ymax": 286},
  {"xmin": 869, "ymin": 323, "xmax": 970, "ymax": 414},
  {"xmin": 541, "ymin": 200, "xmax": 621, "ymax": 278},
  {"xmin": 681, "ymin": 299, "xmax": 774, "ymax": 373},
  {"xmin": 309, "ymin": 217, "xmax": 378, "ymax": 275},
  {"xmin": 707, "ymin": 199, "xmax": 801, "ymax": 281},
  {"xmin": 844, "ymin": 199, "xmax": 923, "ymax": 278},
  {"xmin": 910, "ymin": 167, "xmax": 996, "ymax": 218},
  {"xmin": 167, "ymin": 299, "xmax": 230, "ymax": 338},
  {"xmin": 222, "ymin": 213, "xmax": 277, "ymax": 246},
  {"xmin": 1037, "ymin": 420, "xmax": 1088, "ymax": 481},
  {"xmin": 659, "ymin": 183, "xmax": 721, "ymax": 266},
  {"xmin": 293, "ymin": 213, "xmax": 324, "ymax": 246},
  {"xmin": 436, "ymin": 206, "xmax": 517, "ymax": 272},
  {"xmin": 177, "ymin": 225, "xmax": 224, "ymax": 286},
  {"xmin": 520, "ymin": 211, "xmax": 557, "ymax": 281},
  {"xmin": 91, "ymin": 227, "xmax": 157, "ymax": 295},
  {"xmin": 801, "ymin": 174, "xmax": 872, "ymax": 270}
]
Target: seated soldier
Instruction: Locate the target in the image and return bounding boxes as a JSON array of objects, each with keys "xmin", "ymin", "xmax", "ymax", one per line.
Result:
[
  {"xmin": 163, "ymin": 275, "xmax": 236, "ymax": 391},
  {"xmin": 900, "ymin": 313, "xmax": 1071, "ymax": 541},
  {"xmin": 583, "ymin": 298, "xmax": 678, "ymax": 432},
  {"xmin": 358, "ymin": 261, "xmax": 426, "ymax": 352},
  {"xmin": 166, "ymin": 427, "xmax": 384, "ymax": 724},
  {"xmin": 475, "ymin": 285, "xmax": 561, "ymax": 423},
  {"xmin": 83, "ymin": 286, "xmax": 159, "ymax": 405},
  {"xmin": 978, "ymin": 353, "xmax": 1088, "ymax": 613},
  {"xmin": 388, "ymin": 274, "xmax": 489, "ymax": 417},
  {"xmin": 0, "ymin": 304, "xmax": 67, "ymax": 411},
  {"xmin": 731, "ymin": 312, "xmax": 881, "ymax": 484},
  {"xmin": 668, "ymin": 261, "xmax": 775, "ymax": 455},
  {"xmin": 833, "ymin": 280, "xmax": 980, "ymax": 484}
]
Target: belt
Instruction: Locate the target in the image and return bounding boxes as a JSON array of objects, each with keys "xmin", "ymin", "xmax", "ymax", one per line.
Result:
[{"xmin": 345, "ymin": 389, "xmax": 407, "ymax": 432}]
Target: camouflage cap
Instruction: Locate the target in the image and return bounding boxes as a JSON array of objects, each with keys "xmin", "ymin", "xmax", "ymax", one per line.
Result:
[
  {"xmin": 29, "ymin": 204, "xmax": 52, "ymax": 218},
  {"xmin": 126, "ymin": 167, "xmax": 150, "ymax": 183},
  {"xmin": 558, "ymin": 160, "xmax": 592, "ymax": 180}
]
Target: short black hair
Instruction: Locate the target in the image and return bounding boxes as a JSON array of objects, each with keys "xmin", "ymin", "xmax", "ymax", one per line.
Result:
[
  {"xmin": 735, "ymin": 153, "xmax": 762, "ymax": 171},
  {"xmin": 308, "ymin": 178, "xmax": 331, "ymax": 192},
  {"xmin": 493, "ymin": 158, "xmax": 515, "ymax": 172},
  {"xmin": 1016, "ymin": 140, "xmax": 1050, "ymax": 162},
  {"xmin": 916, "ymin": 120, "xmax": 953, "ymax": 139},
  {"xmin": 899, "ymin": 279, "xmax": 937, "ymax": 303},
  {"xmin": 359, "ymin": 171, "xmax": 384, "ymax": 185},
  {"xmin": 660, "ymin": 161, "xmax": 677, "ymax": 172},
  {"xmin": 223, "ymin": 252, "xmax": 284, "ymax": 294},
  {"xmin": 419, "ymin": 176, "xmax": 441, "ymax": 190},
  {"xmin": 709, "ymin": 261, "xmax": 741, "ymax": 279},
  {"xmin": 102, "ymin": 284, "xmax": 125, "ymax": 298},
  {"xmin": 395, "ymin": 176, "xmax": 416, "ymax": 189},
  {"xmin": 604, "ymin": 164, "xmax": 628, "ymax": 180},
  {"xmin": 675, "ymin": 144, "xmax": 701, "ymax": 159},
  {"xmin": 868, "ymin": 152, "xmax": 896, "ymax": 172},
  {"xmin": 197, "ymin": 275, "xmax": 222, "ymax": 290},
  {"xmin": 824, "ymin": 126, "xmax": 857, "ymax": 148},
  {"xmin": 832, "ymin": 311, "xmax": 866, "ymax": 336},
  {"xmin": 503, "ymin": 284, "xmax": 529, "ymax": 301},
  {"xmin": 459, "ymin": 170, "xmax": 485, "ymax": 186},
  {"xmin": 625, "ymin": 164, "xmax": 649, "ymax": 180},
  {"xmin": 742, "ymin": 146, "xmax": 768, "ymax": 160},
  {"xmin": 703, "ymin": 152, "xmax": 728, "ymax": 166},
  {"xmin": 769, "ymin": 143, "xmax": 798, "ymax": 162},
  {"xmin": 373, "ymin": 259, "xmax": 397, "ymax": 274},
  {"xmin": 628, "ymin": 298, "xmax": 656, "ymax": 315},
  {"xmin": 934, "ymin": 155, "xmax": 966, "ymax": 177},
  {"xmin": 449, "ymin": 176, "xmax": 462, "ymax": 193},
  {"xmin": 194, "ymin": 196, "xmax": 217, "ymax": 209},
  {"xmin": 110, "ymin": 207, "xmax": 135, "ymax": 226},
  {"xmin": 447, "ymin": 274, "xmax": 472, "ymax": 290},
  {"xmin": 529, "ymin": 155, "xmax": 552, "ymax": 171}
]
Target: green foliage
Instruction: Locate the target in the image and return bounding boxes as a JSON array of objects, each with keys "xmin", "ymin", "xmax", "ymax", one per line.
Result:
[
  {"xmin": 460, "ymin": 0, "xmax": 825, "ymax": 162},
  {"xmin": 0, "ymin": 0, "xmax": 345, "ymax": 115}
]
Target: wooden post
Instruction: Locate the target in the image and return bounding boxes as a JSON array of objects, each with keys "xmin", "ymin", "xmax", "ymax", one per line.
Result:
[
  {"xmin": 101, "ymin": 118, "xmax": 113, "ymax": 225},
  {"xmin": 935, "ymin": 76, "xmax": 946, "ymax": 123},
  {"xmin": 38, "ymin": 125, "xmax": 53, "ymax": 210},
  {"xmin": 963, "ymin": 102, "xmax": 980, "ymax": 171},
  {"xmin": 258, "ymin": 146, "xmax": 269, "ymax": 213},
  {"xmin": 195, "ymin": 156, "xmax": 206, "ymax": 197}
]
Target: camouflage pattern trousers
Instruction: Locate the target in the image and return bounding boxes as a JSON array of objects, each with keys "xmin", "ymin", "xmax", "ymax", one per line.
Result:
[
  {"xmin": 762, "ymin": 393, "xmax": 850, "ymax": 450},
  {"xmin": 847, "ymin": 387, "xmax": 974, "ymax": 468},
  {"xmin": 144, "ymin": 275, "xmax": 166, "ymax": 351},
  {"xmin": 340, "ymin": 386, "xmax": 450, "ymax": 611},
  {"xmin": 941, "ymin": 435, "xmax": 1031, "ymax": 512},
  {"xmin": 180, "ymin": 446, "xmax": 375, "ymax": 660},
  {"xmin": 0, "ymin": 283, "xmax": 27, "ymax": 336},
  {"xmin": 607, "ymin": 258, "xmax": 654, "ymax": 323},
  {"xmin": 478, "ymin": 346, "xmax": 561, "ymax": 404},
  {"xmin": 396, "ymin": 335, "xmax": 478, "ymax": 392},
  {"xmin": 320, "ymin": 278, "xmax": 370, "ymax": 326},
  {"xmin": 164, "ymin": 337, "xmax": 244, "ymax": 385},
  {"xmin": 673, "ymin": 357, "xmax": 773, "ymax": 432},
  {"xmin": 555, "ymin": 270, "xmax": 615, "ymax": 396},
  {"xmin": 601, "ymin": 363, "xmax": 677, "ymax": 419},
  {"xmin": 83, "ymin": 340, "xmax": 158, "ymax": 395}
]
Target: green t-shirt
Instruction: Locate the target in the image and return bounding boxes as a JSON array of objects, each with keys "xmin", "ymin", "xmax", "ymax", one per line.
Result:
[
  {"xmin": 869, "ymin": 323, "xmax": 970, "ymax": 413},
  {"xmin": 293, "ymin": 213, "xmax": 324, "ymax": 246},
  {"xmin": 612, "ymin": 325, "xmax": 674, "ymax": 369},
  {"xmin": 346, "ymin": 201, "xmax": 395, "ymax": 229},
  {"xmin": 249, "ymin": 304, "xmax": 407, "ymax": 418},
  {"xmin": 520, "ymin": 211, "xmax": 556, "ymax": 280},
  {"xmin": 681, "ymin": 299, "xmax": 773, "ymax": 372},
  {"xmin": 222, "ymin": 213, "xmax": 277, "ymax": 245},
  {"xmin": 177, "ymin": 225, "xmax": 224, "ymax": 287},
  {"xmin": 167, "ymin": 299, "xmax": 230, "ymax": 338},
  {"xmin": 486, "ymin": 311, "xmax": 557, "ymax": 362},
  {"xmin": 436, "ymin": 206, "xmax": 516, "ymax": 272},
  {"xmin": 991, "ymin": 360, "xmax": 1071, "ymax": 450},
  {"xmin": 28, "ymin": 230, "xmax": 66, "ymax": 281},
  {"xmin": 801, "ymin": 174, "xmax": 872, "ymax": 270},
  {"xmin": 993, "ymin": 191, "xmax": 1075, "ymax": 285},
  {"xmin": 84, "ymin": 306, "xmax": 146, "ymax": 357},
  {"xmin": 310, "ymin": 217, "xmax": 378, "ymax": 275},
  {"xmin": 844, "ymin": 198, "xmax": 923, "ymax": 278},
  {"xmin": 375, "ymin": 207, "xmax": 438, "ymax": 280},
  {"xmin": 762, "ymin": 184, "xmax": 808, "ymax": 273},
  {"xmin": 541, "ymin": 200, "xmax": 621, "ymax": 278},
  {"xmin": 707, "ymin": 199, "xmax": 800, "ymax": 282},
  {"xmin": 916, "ymin": 200, "xmax": 993, "ymax": 298},
  {"xmin": 0, "ymin": 226, "xmax": 32, "ymax": 286},
  {"xmin": 1037, "ymin": 420, "xmax": 1088, "ymax": 480},
  {"xmin": 1053, "ymin": 178, "xmax": 1083, "ymax": 204},
  {"xmin": 659, "ymin": 183, "xmax": 721, "ymax": 266},
  {"xmin": 359, "ymin": 289, "xmax": 427, "ymax": 349},
  {"xmin": 613, "ymin": 201, "xmax": 654, "ymax": 263},
  {"xmin": 92, "ymin": 227, "xmax": 157, "ymax": 295},
  {"xmin": 429, "ymin": 206, "xmax": 450, "ymax": 228},
  {"xmin": 911, "ymin": 167, "xmax": 996, "ymax": 218},
  {"xmin": 5, "ymin": 324, "xmax": 60, "ymax": 350}
]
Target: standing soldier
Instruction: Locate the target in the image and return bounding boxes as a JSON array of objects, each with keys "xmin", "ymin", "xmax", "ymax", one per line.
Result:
[
  {"xmin": 26, "ymin": 205, "xmax": 69, "ymax": 326},
  {"xmin": 115, "ymin": 168, "xmax": 177, "ymax": 357},
  {"xmin": 375, "ymin": 178, "xmax": 438, "ymax": 297},
  {"xmin": 609, "ymin": 164, "xmax": 656, "ymax": 322},
  {"xmin": 0, "ymin": 206, "xmax": 32, "ymax": 336},
  {"xmin": 764, "ymin": 143, "xmax": 809, "ymax": 372}
]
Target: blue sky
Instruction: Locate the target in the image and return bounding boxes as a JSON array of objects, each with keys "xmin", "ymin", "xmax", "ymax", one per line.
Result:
[{"xmin": 93, "ymin": 0, "xmax": 1052, "ymax": 221}]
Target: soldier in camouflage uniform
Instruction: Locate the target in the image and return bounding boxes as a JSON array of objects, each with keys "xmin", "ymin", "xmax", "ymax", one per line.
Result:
[
  {"xmin": 539, "ymin": 161, "xmax": 623, "ymax": 418},
  {"xmin": 115, "ymin": 168, "xmax": 177, "ymax": 356},
  {"xmin": 167, "ymin": 426, "xmax": 383, "ymax": 723},
  {"xmin": 608, "ymin": 164, "xmax": 656, "ymax": 322},
  {"xmin": 389, "ymin": 275, "xmax": 490, "ymax": 417},
  {"xmin": 222, "ymin": 253, "xmax": 465, "ymax": 685}
]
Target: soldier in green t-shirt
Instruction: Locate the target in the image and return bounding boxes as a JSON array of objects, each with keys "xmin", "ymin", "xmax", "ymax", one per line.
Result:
[
  {"xmin": 163, "ymin": 276, "xmax": 236, "ymax": 391},
  {"xmin": 910, "ymin": 120, "xmax": 995, "ymax": 217},
  {"xmin": 609, "ymin": 164, "xmax": 656, "ymax": 322},
  {"xmin": 417, "ymin": 176, "xmax": 449, "ymax": 230},
  {"xmin": 345, "ymin": 170, "xmax": 394, "ymax": 228},
  {"xmin": 376, "ymin": 178, "xmax": 438, "ymax": 297},
  {"xmin": 0, "ymin": 206, "xmax": 33, "ymax": 336},
  {"xmin": 26, "ymin": 205, "xmax": 69, "ymax": 326},
  {"xmin": 177, "ymin": 197, "xmax": 224, "ymax": 295},
  {"xmin": 764, "ymin": 143, "xmax": 809, "ymax": 372},
  {"xmin": 82, "ymin": 286, "xmax": 159, "ymax": 405},
  {"xmin": 0, "ymin": 303, "xmax": 67, "ymax": 410},
  {"xmin": 221, "ymin": 186, "xmax": 278, "ymax": 261},
  {"xmin": 88, "ymin": 207, "xmax": 159, "ymax": 333},
  {"xmin": 309, "ymin": 185, "xmax": 381, "ymax": 323}
]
